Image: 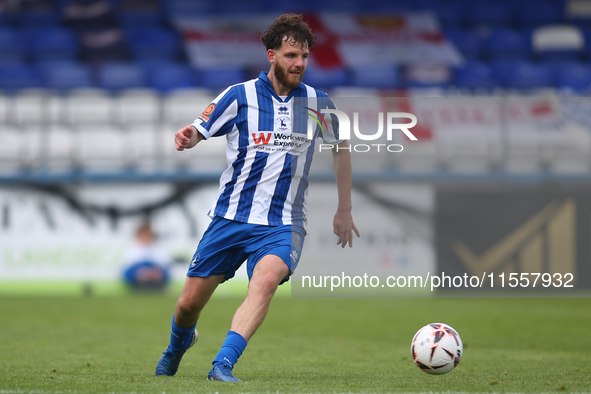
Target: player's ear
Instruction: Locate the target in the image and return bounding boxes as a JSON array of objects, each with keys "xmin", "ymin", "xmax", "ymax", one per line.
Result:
[{"xmin": 267, "ymin": 49, "xmax": 276, "ymax": 64}]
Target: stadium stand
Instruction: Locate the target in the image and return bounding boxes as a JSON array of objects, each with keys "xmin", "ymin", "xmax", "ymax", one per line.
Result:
[
  {"xmin": 97, "ymin": 61, "xmax": 147, "ymax": 90},
  {"xmin": 484, "ymin": 28, "xmax": 531, "ymax": 61},
  {"xmin": 28, "ymin": 28, "xmax": 80, "ymax": 62},
  {"xmin": 349, "ymin": 65, "xmax": 400, "ymax": 89},
  {"xmin": 147, "ymin": 62, "xmax": 196, "ymax": 92},
  {"xmin": 453, "ymin": 61, "xmax": 495, "ymax": 89},
  {"xmin": 0, "ymin": 28, "xmax": 27, "ymax": 62},
  {"xmin": 532, "ymin": 24, "xmax": 586, "ymax": 62},
  {"xmin": 125, "ymin": 27, "xmax": 183, "ymax": 61},
  {"xmin": 0, "ymin": 0, "xmax": 589, "ymax": 181},
  {"xmin": 39, "ymin": 61, "xmax": 94, "ymax": 90}
]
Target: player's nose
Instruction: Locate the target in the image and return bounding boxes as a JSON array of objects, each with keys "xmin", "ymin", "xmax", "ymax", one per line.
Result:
[{"xmin": 294, "ymin": 55, "xmax": 305, "ymax": 68}]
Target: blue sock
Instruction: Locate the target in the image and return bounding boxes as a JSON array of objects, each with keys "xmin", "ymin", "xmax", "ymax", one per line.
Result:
[
  {"xmin": 169, "ymin": 314, "xmax": 196, "ymax": 352},
  {"xmin": 212, "ymin": 331, "xmax": 247, "ymax": 368}
]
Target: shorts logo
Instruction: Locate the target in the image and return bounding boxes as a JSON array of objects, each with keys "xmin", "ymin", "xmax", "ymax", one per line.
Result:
[
  {"xmin": 190, "ymin": 253, "xmax": 200, "ymax": 267},
  {"xmin": 199, "ymin": 103, "xmax": 215, "ymax": 123},
  {"xmin": 292, "ymin": 232, "xmax": 302, "ymax": 250}
]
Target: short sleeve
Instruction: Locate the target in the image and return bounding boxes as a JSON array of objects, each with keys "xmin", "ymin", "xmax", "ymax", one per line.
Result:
[{"xmin": 191, "ymin": 86, "xmax": 238, "ymax": 139}]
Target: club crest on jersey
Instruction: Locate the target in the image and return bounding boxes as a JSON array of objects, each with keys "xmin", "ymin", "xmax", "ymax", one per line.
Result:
[
  {"xmin": 199, "ymin": 103, "xmax": 215, "ymax": 123},
  {"xmin": 275, "ymin": 116, "xmax": 290, "ymax": 132}
]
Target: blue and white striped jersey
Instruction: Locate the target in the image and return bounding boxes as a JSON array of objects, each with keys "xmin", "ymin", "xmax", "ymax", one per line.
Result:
[{"xmin": 191, "ymin": 71, "xmax": 342, "ymax": 230}]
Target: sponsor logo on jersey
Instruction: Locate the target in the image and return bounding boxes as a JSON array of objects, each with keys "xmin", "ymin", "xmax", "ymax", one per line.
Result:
[
  {"xmin": 199, "ymin": 103, "xmax": 216, "ymax": 123},
  {"xmin": 252, "ymin": 132, "xmax": 272, "ymax": 145}
]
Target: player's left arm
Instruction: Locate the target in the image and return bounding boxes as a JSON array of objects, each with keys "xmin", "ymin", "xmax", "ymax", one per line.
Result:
[{"xmin": 332, "ymin": 140, "xmax": 360, "ymax": 248}]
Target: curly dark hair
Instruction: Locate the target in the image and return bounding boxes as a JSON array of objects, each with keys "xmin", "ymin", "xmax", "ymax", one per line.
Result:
[{"xmin": 260, "ymin": 14, "xmax": 316, "ymax": 50}]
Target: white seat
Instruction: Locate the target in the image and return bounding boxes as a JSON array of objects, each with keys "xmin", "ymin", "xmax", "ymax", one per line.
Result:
[
  {"xmin": 0, "ymin": 92, "xmax": 10, "ymax": 125},
  {"xmin": 65, "ymin": 89, "xmax": 115, "ymax": 126},
  {"xmin": 0, "ymin": 125, "xmax": 23, "ymax": 172},
  {"xmin": 127, "ymin": 123, "xmax": 160, "ymax": 171},
  {"xmin": 77, "ymin": 124, "xmax": 129, "ymax": 171},
  {"xmin": 504, "ymin": 96, "xmax": 561, "ymax": 173},
  {"xmin": 402, "ymin": 96, "xmax": 502, "ymax": 172},
  {"xmin": 46, "ymin": 124, "xmax": 77, "ymax": 171},
  {"xmin": 116, "ymin": 88, "xmax": 161, "ymax": 126},
  {"xmin": 532, "ymin": 25, "xmax": 584, "ymax": 51},
  {"xmin": 393, "ymin": 140, "xmax": 441, "ymax": 173},
  {"xmin": 162, "ymin": 88, "xmax": 215, "ymax": 131},
  {"xmin": 12, "ymin": 89, "xmax": 63, "ymax": 126},
  {"xmin": 159, "ymin": 121, "xmax": 227, "ymax": 171}
]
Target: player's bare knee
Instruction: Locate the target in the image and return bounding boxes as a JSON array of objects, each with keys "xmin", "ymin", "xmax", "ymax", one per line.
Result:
[
  {"xmin": 176, "ymin": 295, "xmax": 203, "ymax": 317},
  {"xmin": 255, "ymin": 271, "xmax": 283, "ymax": 296}
]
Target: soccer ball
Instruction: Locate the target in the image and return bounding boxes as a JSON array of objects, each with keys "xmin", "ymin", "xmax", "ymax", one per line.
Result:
[{"xmin": 411, "ymin": 323, "xmax": 463, "ymax": 375}]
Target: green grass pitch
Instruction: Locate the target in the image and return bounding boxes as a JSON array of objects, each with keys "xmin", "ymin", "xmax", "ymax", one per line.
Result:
[{"xmin": 1, "ymin": 284, "xmax": 590, "ymax": 393}]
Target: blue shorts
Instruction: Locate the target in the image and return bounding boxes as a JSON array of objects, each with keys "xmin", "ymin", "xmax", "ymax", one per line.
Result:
[{"xmin": 187, "ymin": 216, "xmax": 306, "ymax": 284}]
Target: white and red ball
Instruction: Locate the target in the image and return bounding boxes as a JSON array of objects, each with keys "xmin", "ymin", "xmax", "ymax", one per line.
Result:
[{"xmin": 411, "ymin": 323, "xmax": 463, "ymax": 375}]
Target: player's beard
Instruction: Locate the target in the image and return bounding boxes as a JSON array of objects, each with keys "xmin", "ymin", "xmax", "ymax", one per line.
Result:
[{"xmin": 274, "ymin": 61, "xmax": 305, "ymax": 91}]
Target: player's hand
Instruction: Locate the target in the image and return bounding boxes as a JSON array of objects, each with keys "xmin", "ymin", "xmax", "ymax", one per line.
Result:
[
  {"xmin": 175, "ymin": 125, "xmax": 195, "ymax": 151},
  {"xmin": 333, "ymin": 209, "xmax": 360, "ymax": 248}
]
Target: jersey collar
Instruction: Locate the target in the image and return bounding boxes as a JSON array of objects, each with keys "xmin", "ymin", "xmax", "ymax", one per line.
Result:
[{"xmin": 258, "ymin": 71, "xmax": 305, "ymax": 102}]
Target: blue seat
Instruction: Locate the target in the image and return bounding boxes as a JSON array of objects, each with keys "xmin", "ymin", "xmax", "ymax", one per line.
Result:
[
  {"xmin": 137, "ymin": 58, "xmax": 179, "ymax": 74},
  {"xmin": 466, "ymin": 0, "xmax": 515, "ymax": 28},
  {"xmin": 453, "ymin": 61, "xmax": 495, "ymax": 89},
  {"xmin": 490, "ymin": 59, "xmax": 524, "ymax": 87},
  {"xmin": 264, "ymin": 0, "xmax": 315, "ymax": 13},
  {"xmin": 98, "ymin": 62, "xmax": 147, "ymax": 90},
  {"xmin": 537, "ymin": 48, "xmax": 585, "ymax": 63},
  {"xmin": 364, "ymin": 0, "xmax": 413, "ymax": 13},
  {"xmin": 210, "ymin": 0, "xmax": 267, "ymax": 14},
  {"xmin": 555, "ymin": 61, "xmax": 591, "ymax": 91},
  {"xmin": 0, "ymin": 29, "xmax": 27, "ymax": 62},
  {"xmin": 503, "ymin": 61, "xmax": 553, "ymax": 89},
  {"xmin": 404, "ymin": 65, "xmax": 451, "ymax": 89},
  {"xmin": 0, "ymin": 63, "xmax": 44, "ymax": 90},
  {"xmin": 126, "ymin": 28, "xmax": 182, "ymax": 60},
  {"xmin": 17, "ymin": 10, "xmax": 62, "ymax": 28},
  {"xmin": 349, "ymin": 65, "xmax": 399, "ymax": 88},
  {"xmin": 302, "ymin": 66, "xmax": 347, "ymax": 90},
  {"xmin": 516, "ymin": 0, "xmax": 564, "ymax": 28},
  {"xmin": 445, "ymin": 28, "xmax": 483, "ymax": 60},
  {"xmin": 148, "ymin": 63, "xmax": 196, "ymax": 92},
  {"xmin": 39, "ymin": 61, "xmax": 94, "ymax": 90},
  {"xmin": 197, "ymin": 66, "xmax": 247, "ymax": 90},
  {"xmin": 0, "ymin": 11, "xmax": 11, "ymax": 27},
  {"xmin": 485, "ymin": 28, "xmax": 531, "ymax": 61},
  {"xmin": 29, "ymin": 28, "xmax": 79, "ymax": 62},
  {"xmin": 406, "ymin": 0, "xmax": 441, "ymax": 12},
  {"xmin": 118, "ymin": 10, "xmax": 163, "ymax": 28},
  {"xmin": 435, "ymin": 0, "xmax": 466, "ymax": 28},
  {"xmin": 162, "ymin": 0, "xmax": 213, "ymax": 17}
]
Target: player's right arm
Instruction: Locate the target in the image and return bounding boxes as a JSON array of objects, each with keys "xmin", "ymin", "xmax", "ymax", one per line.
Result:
[{"xmin": 175, "ymin": 125, "xmax": 205, "ymax": 151}]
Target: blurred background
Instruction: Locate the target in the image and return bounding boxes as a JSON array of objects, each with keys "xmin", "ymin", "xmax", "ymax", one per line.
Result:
[{"xmin": 1, "ymin": 0, "xmax": 590, "ymax": 294}]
